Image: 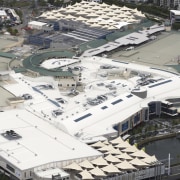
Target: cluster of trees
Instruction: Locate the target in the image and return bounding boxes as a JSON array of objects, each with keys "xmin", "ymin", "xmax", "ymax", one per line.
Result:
[
  {"xmin": 47, "ymin": 0, "xmax": 64, "ymax": 7},
  {"xmin": 7, "ymin": 27, "xmax": 18, "ymax": 36},
  {"xmin": 0, "ymin": 0, "xmax": 31, "ymax": 7},
  {"xmin": 172, "ymin": 22, "xmax": 180, "ymax": 30}
]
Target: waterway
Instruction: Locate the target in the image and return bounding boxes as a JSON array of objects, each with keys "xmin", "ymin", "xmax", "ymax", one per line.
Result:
[{"xmin": 145, "ymin": 137, "xmax": 180, "ymax": 166}]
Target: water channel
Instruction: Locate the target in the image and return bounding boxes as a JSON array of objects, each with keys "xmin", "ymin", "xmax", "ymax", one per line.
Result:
[{"xmin": 145, "ymin": 137, "xmax": 180, "ymax": 166}]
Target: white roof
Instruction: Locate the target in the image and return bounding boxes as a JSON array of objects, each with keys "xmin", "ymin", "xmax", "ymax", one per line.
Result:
[
  {"xmin": 0, "ymin": 10, "xmax": 7, "ymax": 16},
  {"xmin": 170, "ymin": 10, "xmax": 180, "ymax": 15},
  {"xmin": 0, "ymin": 109, "xmax": 101, "ymax": 170},
  {"xmin": 28, "ymin": 21, "xmax": 47, "ymax": 26}
]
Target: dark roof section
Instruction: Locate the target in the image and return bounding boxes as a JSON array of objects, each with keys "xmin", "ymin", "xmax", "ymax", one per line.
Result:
[{"xmin": 23, "ymin": 50, "xmax": 76, "ymax": 77}]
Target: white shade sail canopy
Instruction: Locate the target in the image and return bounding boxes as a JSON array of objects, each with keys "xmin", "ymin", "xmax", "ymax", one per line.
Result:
[
  {"xmin": 104, "ymin": 154, "xmax": 121, "ymax": 163},
  {"xmin": 91, "ymin": 141, "xmax": 106, "ymax": 148},
  {"xmin": 130, "ymin": 150, "xmax": 151, "ymax": 158},
  {"xmin": 130, "ymin": 157, "xmax": 149, "ymax": 167},
  {"xmin": 63, "ymin": 162, "xmax": 83, "ymax": 171},
  {"xmin": 102, "ymin": 163, "xmax": 120, "ymax": 174},
  {"xmin": 115, "ymin": 160, "xmax": 137, "ymax": 170},
  {"xmin": 98, "ymin": 144, "xmax": 114, "ymax": 152},
  {"xmin": 141, "ymin": 155, "xmax": 158, "ymax": 165},
  {"xmin": 79, "ymin": 160, "xmax": 95, "ymax": 169},
  {"xmin": 91, "ymin": 156, "xmax": 109, "ymax": 166},
  {"xmin": 79, "ymin": 170, "xmax": 94, "ymax": 180},
  {"xmin": 121, "ymin": 145, "xmax": 138, "ymax": 153},
  {"xmin": 107, "ymin": 148, "xmax": 122, "ymax": 155},
  {"xmin": 116, "ymin": 152, "xmax": 133, "ymax": 160},
  {"xmin": 89, "ymin": 167, "xmax": 107, "ymax": 177},
  {"xmin": 115, "ymin": 141, "xmax": 131, "ymax": 149}
]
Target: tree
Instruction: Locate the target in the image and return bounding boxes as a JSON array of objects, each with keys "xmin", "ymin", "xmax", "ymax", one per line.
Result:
[{"xmin": 48, "ymin": 0, "xmax": 55, "ymax": 5}]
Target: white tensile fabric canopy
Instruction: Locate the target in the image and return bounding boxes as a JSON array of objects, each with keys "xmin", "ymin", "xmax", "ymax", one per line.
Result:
[
  {"xmin": 121, "ymin": 145, "xmax": 138, "ymax": 153},
  {"xmin": 75, "ymin": 16, "xmax": 87, "ymax": 22},
  {"xmin": 63, "ymin": 162, "xmax": 83, "ymax": 171},
  {"xmin": 130, "ymin": 157, "xmax": 149, "ymax": 167},
  {"xmin": 91, "ymin": 156, "xmax": 109, "ymax": 166},
  {"xmin": 66, "ymin": 14, "xmax": 76, "ymax": 19},
  {"xmin": 79, "ymin": 160, "xmax": 95, "ymax": 169},
  {"xmin": 115, "ymin": 141, "xmax": 131, "ymax": 149},
  {"xmin": 98, "ymin": 144, "xmax": 114, "ymax": 152},
  {"xmin": 100, "ymin": 2, "xmax": 109, "ymax": 7},
  {"xmin": 79, "ymin": 170, "xmax": 94, "ymax": 180},
  {"xmin": 116, "ymin": 152, "xmax": 133, "ymax": 160},
  {"xmin": 104, "ymin": 154, "xmax": 121, "ymax": 163},
  {"xmin": 130, "ymin": 149, "xmax": 150, "ymax": 158},
  {"xmin": 106, "ymin": 148, "xmax": 122, "ymax": 155},
  {"xmin": 89, "ymin": 167, "xmax": 107, "ymax": 177},
  {"xmin": 45, "ymin": 15, "xmax": 56, "ymax": 20},
  {"xmin": 115, "ymin": 160, "xmax": 137, "ymax": 170},
  {"xmin": 141, "ymin": 155, "xmax": 158, "ymax": 164},
  {"xmin": 102, "ymin": 163, "xmax": 120, "ymax": 174}
]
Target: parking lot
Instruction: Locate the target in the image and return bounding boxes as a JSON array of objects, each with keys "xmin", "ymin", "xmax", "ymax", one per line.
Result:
[{"xmin": 111, "ymin": 31, "xmax": 180, "ymax": 69}]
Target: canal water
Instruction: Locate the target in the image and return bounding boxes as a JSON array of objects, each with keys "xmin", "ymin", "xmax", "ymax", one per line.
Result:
[{"xmin": 145, "ymin": 137, "xmax": 180, "ymax": 165}]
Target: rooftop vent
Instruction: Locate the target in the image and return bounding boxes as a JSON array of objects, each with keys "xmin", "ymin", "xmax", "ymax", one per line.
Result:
[{"xmin": 1, "ymin": 130, "xmax": 22, "ymax": 140}]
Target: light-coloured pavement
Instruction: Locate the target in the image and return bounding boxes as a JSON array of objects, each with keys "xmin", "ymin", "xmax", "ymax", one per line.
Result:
[{"xmin": 111, "ymin": 32, "xmax": 180, "ymax": 69}]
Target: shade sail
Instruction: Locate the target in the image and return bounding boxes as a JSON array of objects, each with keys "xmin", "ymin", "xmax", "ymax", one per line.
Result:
[
  {"xmin": 130, "ymin": 157, "xmax": 149, "ymax": 167},
  {"xmin": 89, "ymin": 167, "xmax": 107, "ymax": 177},
  {"xmin": 79, "ymin": 170, "xmax": 94, "ymax": 180},
  {"xmin": 91, "ymin": 141, "xmax": 106, "ymax": 148},
  {"xmin": 141, "ymin": 155, "xmax": 158, "ymax": 164},
  {"xmin": 121, "ymin": 145, "xmax": 138, "ymax": 153},
  {"xmin": 98, "ymin": 144, "xmax": 114, "ymax": 152},
  {"xmin": 76, "ymin": 16, "xmax": 87, "ymax": 22},
  {"xmin": 107, "ymin": 148, "xmax": 122, "ymax": 155},
  {"xmin": 102, "ymin": 140, "xmax": 109, "ymax": 145},
  {"xmin": 79, "ymin": 160, "xmax": 95, "ymax": 169},
  {"xmin": 65, "ymin": 14, "xmax": 76, "ymax": 20},
  {"xmin": 115, "ymin": 141, "xmax": 131, "ymax": 149},
  {"xmin": 105, "ymin": 154, "xmax": 121, "ymax": 163},
  {"xmin": 130, "ymin": 150, "xmax": 150, "ymax": 158},
  {"xmin": 102, "ymin": 163, "xmax": 120, "ymax": 174},
  {"xmin": 116, "ymin": 152, "xmax": 133, "ymax": 160},
  {"xmin": 91, "ymin": 156, "xmax": 109, "ymax": 166},
  {"xmin": 115, "ymin": 160, "xmax": 136, "ymax": 170},
  {"xmin": 63, "ymin": 162, "xmax": 83, "ymax": 171}
]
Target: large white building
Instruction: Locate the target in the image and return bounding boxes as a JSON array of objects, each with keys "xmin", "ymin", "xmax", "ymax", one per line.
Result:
[{"xmin": 0, "ymin": 52, "xmax": 179, "ymax": 179}]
